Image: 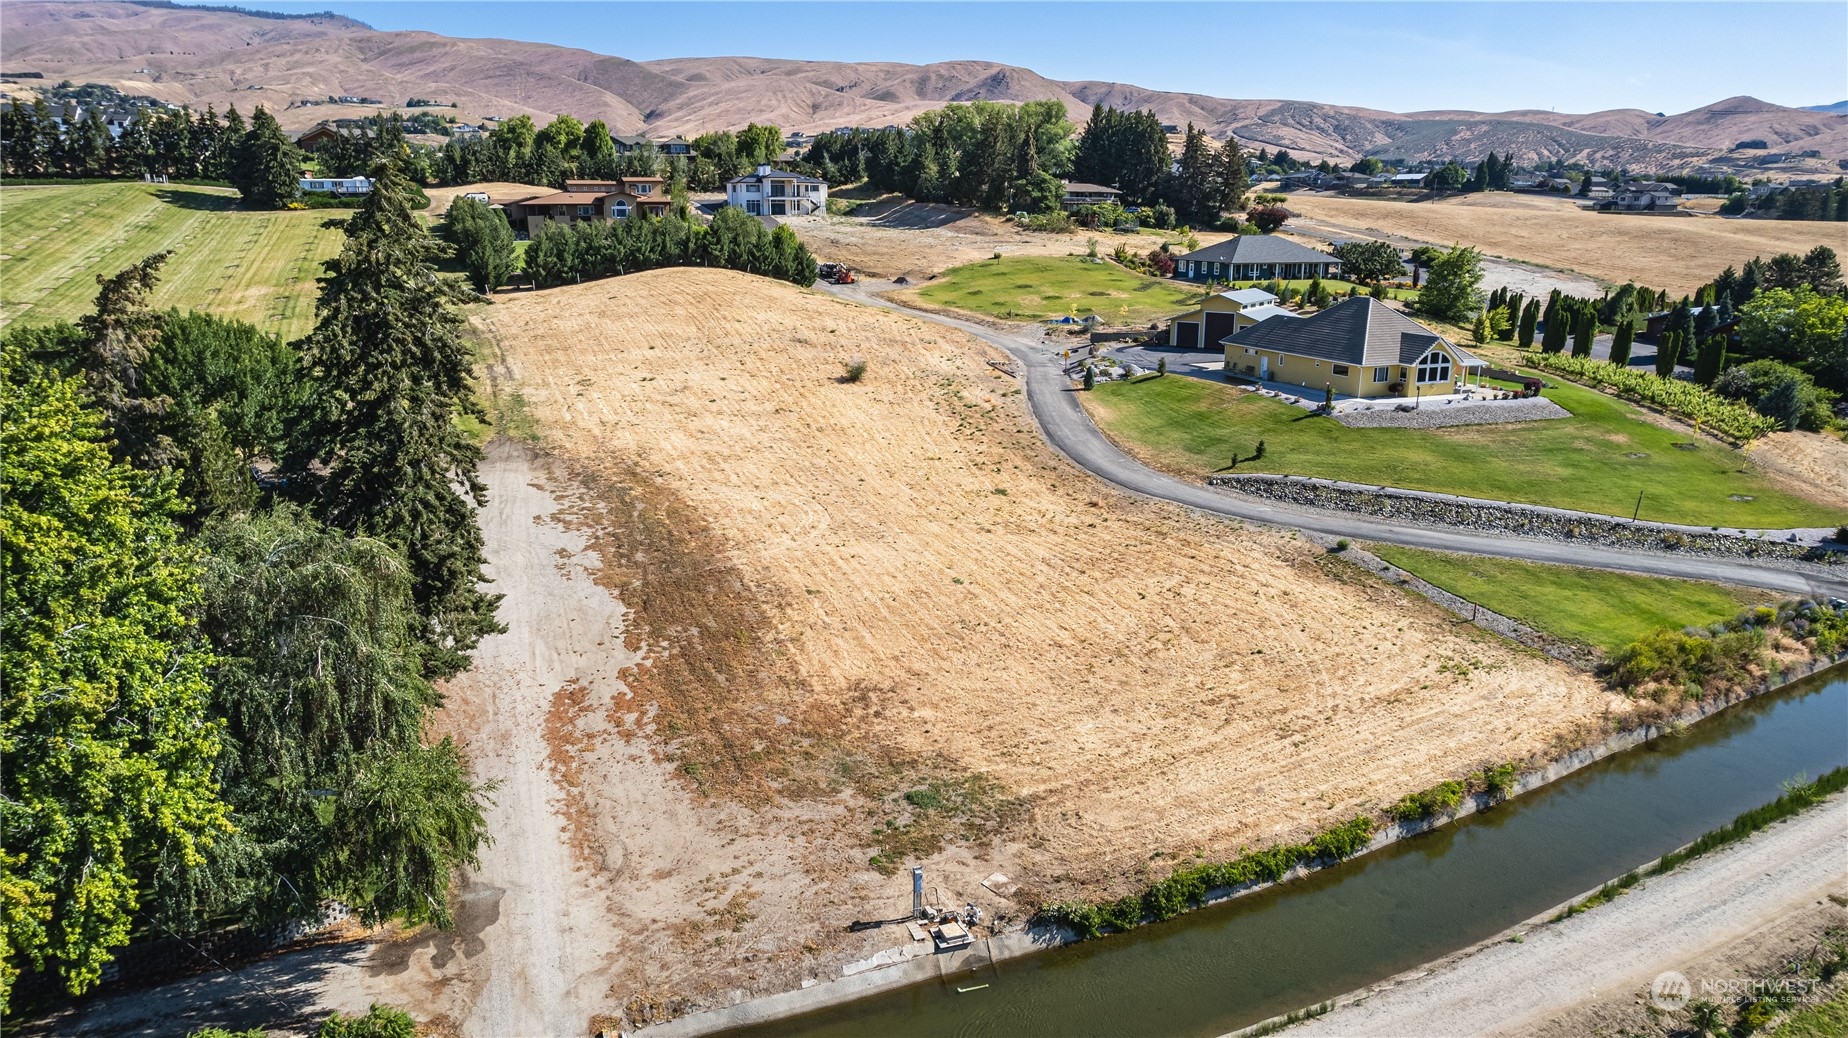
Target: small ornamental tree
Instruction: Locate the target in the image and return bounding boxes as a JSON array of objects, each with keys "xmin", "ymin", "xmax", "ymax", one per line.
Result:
[
  {"xmin": 1414, "ymin": 245, "xmax": 1484, "ymax": 323},
  {"xmin": 1247, "ymin": 205, "xmax": 1291, "ymax": 233}
]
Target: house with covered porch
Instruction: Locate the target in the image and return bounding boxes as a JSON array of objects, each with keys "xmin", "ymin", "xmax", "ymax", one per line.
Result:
[
  {"xmin": 1222, "ymin": 297, "xmax": 1485, "ymax": 399},
  {"xmin": 1165, "ymin": 287, "xmax": 1300, "ymax": 347},
  {"xmin": 501, "ymin": 177, "xmax": 671, "ymax": 235},
  {"xmin": 1173, "ymin": 236, "xmax": 1341, "ymax": 283}
]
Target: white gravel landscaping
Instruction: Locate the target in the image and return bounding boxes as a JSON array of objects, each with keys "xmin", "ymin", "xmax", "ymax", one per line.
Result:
[{"xmin": 1333, "ymin": 397, "xmax": 1571, "ymax": 429}]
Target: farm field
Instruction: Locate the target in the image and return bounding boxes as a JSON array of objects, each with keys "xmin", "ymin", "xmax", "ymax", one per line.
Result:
[
  {"xmin": 1368, "ymin": 546, "xmax": 1771, "ymax": 653},
  {"xmin": 1081, "ymin": 374, "xmax": 1847, "ymax": 529},
  {"xmin": 0, "ymin": 182, "xmax": 348, "ymax": 342},
  {"xmin": 477, "ymin": 267, "xmax": 1616, "ymax": 905},
  {"xmin": 894, "ymin": 254, "xmax": 1202, "ymax": 324},
  {"xmin": 1283, "ymin": 191, "xmax": 1846, "ymax": 294}
]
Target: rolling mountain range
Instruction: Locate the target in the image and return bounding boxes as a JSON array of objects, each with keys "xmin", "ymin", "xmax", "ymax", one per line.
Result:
[{"xmin": 6, "ymin": 1, "xmax": 1846, "ymax": 170}]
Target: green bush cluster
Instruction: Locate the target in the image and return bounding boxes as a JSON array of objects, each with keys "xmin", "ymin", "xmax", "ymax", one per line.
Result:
[
  {"xmin": 1608, "ymin": 627, "xmax": 1764, "ymax": 696},
  {"xmin": 1386, "ymin": 779, "xmax": 1466, "ymax": 821},
  {"xmin": 1520, "ymin": 351, "xmax": 1778, "ymax": 442},
  {"xmin": 1038, "ymin": 816, "xmax": 1373, "ymax": 938}
]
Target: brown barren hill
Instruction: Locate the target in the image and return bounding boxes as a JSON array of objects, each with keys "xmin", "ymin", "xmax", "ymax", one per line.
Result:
[
  {"xmin": 1284, "ymin": 192, "xmax": 1848, "ymax": 294},
  {"xmin": 479, "ymin": 268, "xmax": 1618, "ymax": 895}
]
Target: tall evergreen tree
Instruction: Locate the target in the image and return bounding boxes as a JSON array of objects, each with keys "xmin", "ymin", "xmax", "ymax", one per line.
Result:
[
  {"xmin": 231, "ymin": 106, "xmax": 301, "ymax": 209},
  {"xmin": 1609, "ymin": 321, "xmax": 1635, "ymax": 367},
  {"xmin": 1571, "ymin": 310, "xmax": 1597, "ymax": 357},
  {"xmin": 1213, "ymin": 134, "xmax": 1249, "ymax": 217},
  {"xmin": 288, "ymin": 162, "xmax": 502, "ymax": 677},
  {"xmin": 1518, "ymin": 297, "xmax": 1540, "ymax": 349},
  {"xmin": 1693, "ymin": 335, "xmax": 1726, "ymax": 385},
  {"xmin": 1655, "ymin": 331, "xmax": 1682, "ymax": 376},
  {"xmin": 80, "ymin": 252, "xmax": 175, "ymax": 466}
]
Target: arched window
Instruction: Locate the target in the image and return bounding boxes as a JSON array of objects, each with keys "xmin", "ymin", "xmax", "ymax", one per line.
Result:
[
  {"xmin": 612, "ymin": 200, "xmax": 630, "ymax": 219},
  {"xmin": 1415, "ymin": 349, "xmax": 1452, "ymax": 384}
]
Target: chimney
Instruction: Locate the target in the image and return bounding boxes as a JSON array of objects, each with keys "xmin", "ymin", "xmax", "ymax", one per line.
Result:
[{"xmin": 756, "ymin": 164, "xmax": 772, "ymax": 176}]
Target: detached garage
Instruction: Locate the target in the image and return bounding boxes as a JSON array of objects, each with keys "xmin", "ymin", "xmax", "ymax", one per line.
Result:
[{"xmin": 1166, "ymin": 287, "xmax": 1284, "ymax": 347}]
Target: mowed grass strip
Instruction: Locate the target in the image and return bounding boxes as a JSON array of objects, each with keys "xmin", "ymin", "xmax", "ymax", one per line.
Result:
[
  {"xmin": 1368, "ymin": 546, "xmax": 1768, "ymax": 653},
  {"xmin": 1, "ymin": 182, "xmax": 347, "ymax": 342},
  {"xmin": 1082, "ymin": 374, "xmax": 1846, "ymax": 528},
  {"xmin": 905, "ymin": 254, "xmax": 1201, "ymax": 324}
]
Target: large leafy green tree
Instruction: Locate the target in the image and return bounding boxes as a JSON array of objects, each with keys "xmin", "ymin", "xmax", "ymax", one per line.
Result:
[
  {"xmin": 149, "ymin": 506, "xmax": 490, "ymax": 933},
  {"xmin": 1328, "ymin": 240, "xmax": 1404, "ymax": 284},
  {"xmin": 1413, "ymin": 245, "xmax": 1484, "ymax": 322},
  {"xmin": 289, "ymin": 161, "xmax": 502, "ymax": 678},
  {"xmin": 231, "ymin": 106, "xmax": 301, "ymax": 210},
  {"xmin": 1, "ymin": 347, "xmax": 228, "ymax": 1009}
]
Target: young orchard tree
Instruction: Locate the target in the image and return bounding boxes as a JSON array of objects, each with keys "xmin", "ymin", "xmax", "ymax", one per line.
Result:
[{"xmin": 289, "ymin": 161, "xmax": 503, "ymax": 678}]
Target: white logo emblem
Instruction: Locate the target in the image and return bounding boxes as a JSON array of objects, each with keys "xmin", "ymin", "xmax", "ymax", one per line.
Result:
[{"xmin": 1650, "ymin": 970, "xmax": 1691, "ymax": 1010}]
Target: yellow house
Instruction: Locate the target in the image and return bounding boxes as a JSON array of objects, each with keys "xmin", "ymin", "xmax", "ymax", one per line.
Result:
[
  {"xmin": 1167, "ymin": 287, "xmax": 1301, "ymax": 347},
  {"xmin": 1223, "ymin": 297, "xmax": 1485, "ymax": 399}
]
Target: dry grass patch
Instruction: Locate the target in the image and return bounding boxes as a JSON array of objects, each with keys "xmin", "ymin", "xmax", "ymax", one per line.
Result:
[
  {"xmin": 1286, "ymin": 192, "xmax": 1846, "ymax": 294},
  {"xmin": 479, "ymin": 268, "xmax": 1617, "ymax": 895}
]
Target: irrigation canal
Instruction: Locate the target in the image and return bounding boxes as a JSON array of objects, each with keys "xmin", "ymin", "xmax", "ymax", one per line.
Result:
[{"xmin": 731, "ymin": 666, "xmax": 1848, "ymax": 1038}]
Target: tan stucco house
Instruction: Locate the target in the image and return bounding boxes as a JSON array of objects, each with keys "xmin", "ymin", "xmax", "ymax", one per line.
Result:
[
  {"xmin": 1166, "ymin": 287, "xmax": 1300, "ymax": 347},
  {"xmin": 502, "ymin": 178, "xmax": 670, "ymax": 235},
  {"xmin": 1223, "ymin": 297, "xmax": 1485, "ymax": 399}
]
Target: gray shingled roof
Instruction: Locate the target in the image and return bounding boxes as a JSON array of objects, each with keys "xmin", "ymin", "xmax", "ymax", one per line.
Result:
[
  {"xmin": 1223, "ymin": 297, "xmax": 1483, "ymax": 367},
  {"xmin": 1177, "ymin": 235, "xmax": 1338, "ymax": 266}
]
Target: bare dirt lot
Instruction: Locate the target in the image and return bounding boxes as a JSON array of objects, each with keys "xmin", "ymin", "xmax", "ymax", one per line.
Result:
[
  {"xmin": 1751, "ymin": 431, "xmax": 1848, "ymax": 512},
  {"xmin": 1282, "ymin": 192, "xmax": 1847, "ymax": 294},
  {"xmin": 478, "ymin": 267, "xmax": 1619, "ymax": 904},
  {"xmin": 785, "ymin": 199, "xmax": 1227, "ymax": 280}
]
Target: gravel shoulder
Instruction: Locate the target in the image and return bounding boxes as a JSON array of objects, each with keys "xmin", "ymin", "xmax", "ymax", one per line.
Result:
[{"xmin": 1285, "ymin": 796, "xmax": 1848, "ymax": 1037}]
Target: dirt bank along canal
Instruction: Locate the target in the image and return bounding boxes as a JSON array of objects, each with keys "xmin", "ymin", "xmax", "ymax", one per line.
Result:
[{"xmin": 727, "ymin": 665, "xmax": 1848, "ymax": 1038}]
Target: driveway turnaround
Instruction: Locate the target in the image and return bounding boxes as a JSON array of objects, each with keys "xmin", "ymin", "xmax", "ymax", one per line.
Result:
[{"xmin": 821, "ymin": 281, "xmax": 1848, "ymax": 599}]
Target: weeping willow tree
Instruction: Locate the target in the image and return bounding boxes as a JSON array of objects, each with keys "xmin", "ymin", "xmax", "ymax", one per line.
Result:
[{"xmin": 149, "ymin": 505, "xmax": 491, "ymax": 933}]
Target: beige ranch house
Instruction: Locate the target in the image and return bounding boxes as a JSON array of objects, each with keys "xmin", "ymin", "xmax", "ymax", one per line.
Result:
[
  {"xmin": 1166, "ymin": 287, "xmax": 1300, "ymax": 347},
  {"xmin": 1224, "ymin": 297, "xmax": 1485, "ymax": 399}
]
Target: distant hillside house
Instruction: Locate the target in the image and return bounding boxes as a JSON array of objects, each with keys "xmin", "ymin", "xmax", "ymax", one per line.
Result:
[
  {"xmin": 1601, "ymin": 181, "xmax": 1684, "ymax": 212},
  {"xmin": 293, "ymin": 122, "xmax": 342, "ymax": 153},
  {"xmin": 612, "ymin": 134, "xmax": 694, "ymax": 156},
  {"xmin": 725, "ymin": 165, "xmax": 827, "ymax": 217},
  {"xmin": 1224, "ymin": 297, "xmax": 1484, "ymax": 398},
  {"xmin": 1173, "ymin": 236, "xmax": 1341, "ymax": 283},
  {"xmin": 1059, "ymin": 180, "xmax": 1121, "ymax": 211},
  {"xmin": 502, "ymin": 177, "xmax": 671, "ymax": 235},
  {"xmin": 299, "ymin": 174, "xmax": 371, "ymax": 195},
  {"xmin": 1388, "ymin": 172, "xmax": 1429, "ymax": 188},
  {"xmin": 1165, "ymin": 287, "xmax": 1299, "ymax": 348}
]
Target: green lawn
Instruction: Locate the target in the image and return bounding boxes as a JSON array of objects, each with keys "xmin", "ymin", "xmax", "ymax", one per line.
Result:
[
  {"xmin": 904, "ymin": 254, "xmax": 1202, "ymax": 325},
  {"xmin": 1, "ymin": 182, "xmax": 349, "ymax": 342},
  {"xmin": 1224, "ymin": 278, "xmax": 1419, "ymax": 302},
  {"xmin": 1083, "ymin": 374, "xmax": 1847, "ymax": 528},
  {"xmin": 1368, "ymin": 546, "xmax": 1767, "ymax": 653}
]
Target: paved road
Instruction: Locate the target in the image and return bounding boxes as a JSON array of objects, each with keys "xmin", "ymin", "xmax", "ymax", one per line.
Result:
[{"xmin": 820, "ymin": 281, "xmax": 1848, "ymax": 599}]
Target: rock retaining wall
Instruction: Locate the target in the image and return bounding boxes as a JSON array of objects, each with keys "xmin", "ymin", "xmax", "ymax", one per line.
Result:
[{"xmin": 1211, "ymin": 474, "xmax": 1842, "ymax": 563}]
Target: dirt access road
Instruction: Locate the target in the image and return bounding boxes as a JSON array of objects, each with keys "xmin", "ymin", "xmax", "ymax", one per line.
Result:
[{"xmin": 1287, "ymin": 797, "xmax": 1848, "ymax": 1037}]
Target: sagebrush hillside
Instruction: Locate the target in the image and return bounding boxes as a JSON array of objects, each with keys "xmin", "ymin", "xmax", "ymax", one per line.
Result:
[{"xmin": 6, "ymin": 2, "xmax": 1845, "ymax": 167}]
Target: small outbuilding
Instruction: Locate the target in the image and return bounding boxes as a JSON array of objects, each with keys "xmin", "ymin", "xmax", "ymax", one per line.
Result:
[{"xmin": 1165, "ymin": 287, "xmax": 1299, "ymax": 348}]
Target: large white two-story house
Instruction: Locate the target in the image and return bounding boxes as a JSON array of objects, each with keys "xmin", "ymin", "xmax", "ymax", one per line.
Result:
[{"xmin": 725, "ymin": 165, "xmax": 827, "ymax": 217}]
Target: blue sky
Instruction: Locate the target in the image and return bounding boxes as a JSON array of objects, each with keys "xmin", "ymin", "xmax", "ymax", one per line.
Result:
[{"xmin": 209, "ymin": 2, "xmax": 1845, "ymax": 114}]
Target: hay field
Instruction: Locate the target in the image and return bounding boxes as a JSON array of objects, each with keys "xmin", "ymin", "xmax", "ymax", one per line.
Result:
[
  {"xmin": 1284, "ymin": 192, "xmax": 1846, "ymax": 294},
  {"xmin": 480, "ymin": 268, "xmax": 1618, "ymax": 894},
  {"xmin": 0, "ymin": 182, "xmax": 347, "ymax": 341}
]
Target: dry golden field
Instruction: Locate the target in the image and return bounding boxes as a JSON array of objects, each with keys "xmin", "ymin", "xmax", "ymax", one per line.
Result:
[
  {"xmin": 478, "ymin": 268, "xmax": 1618, "ymax": 895},
  {"xmin": 1285, "ymin": 192, "xmax": 1848, "ymax": 294}
]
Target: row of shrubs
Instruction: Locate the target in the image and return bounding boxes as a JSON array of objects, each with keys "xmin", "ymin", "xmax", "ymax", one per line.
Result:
[
  {"xmin": 1607, "ymin": 598, "xmax": 1847, "ymax": 699},
  {"xmin": 1519, "ymin": 350, "xmax": 1779, "ymax": 442},
  {"xmin": 1039, "ymin": 815, "xmax": 1376, "ymax": 938},
  {"xmin": 1384, "ymin": 762, "xmax": 1519, "ymax": 822}
]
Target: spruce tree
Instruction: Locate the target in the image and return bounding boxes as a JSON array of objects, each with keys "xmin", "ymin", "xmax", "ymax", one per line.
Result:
[
  {"xmin": 232, "ymin": 106, "xmax": 301, "ymax": 209},
  {"xmin": 1214, "ymin": 134, "xmax": 1249, "ymax": 217},
  {"xmin": 289, "ymin": 161, "xmax": 503, "ymax": 678},
  {"xmin": 80, "ymin": 252, "xmax": 175, "ymax": 466}
]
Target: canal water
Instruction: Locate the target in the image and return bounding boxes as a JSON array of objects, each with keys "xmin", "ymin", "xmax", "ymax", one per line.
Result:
[{"xmin": 738, "ymin": 667, "xmax": 1848, "ymax": 1038}]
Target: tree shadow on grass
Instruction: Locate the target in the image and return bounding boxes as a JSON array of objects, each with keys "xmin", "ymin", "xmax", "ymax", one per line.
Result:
[{"xmin": 154, "ymin": 188, "xmax": 239, "ymax": 212}]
